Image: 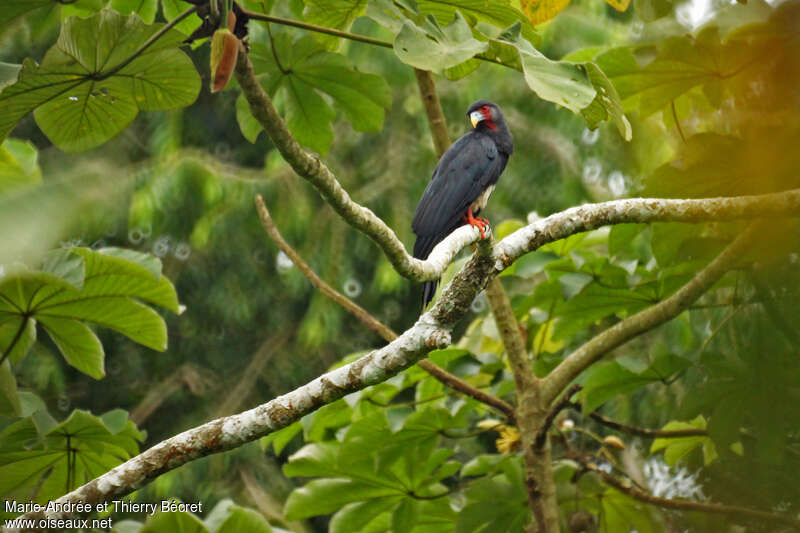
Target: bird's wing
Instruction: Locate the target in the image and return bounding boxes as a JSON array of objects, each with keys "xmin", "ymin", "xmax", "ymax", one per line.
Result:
[{"xmin": 412, "ymin": 133, "xmax": 503, "ymax": 242}]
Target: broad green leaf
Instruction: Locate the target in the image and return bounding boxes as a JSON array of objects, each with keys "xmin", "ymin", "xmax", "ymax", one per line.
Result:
[
  {"xmin": 0, "ymin": 360, "xmax": 21, "ymax": 416},
  {"xmin": 0, "ymin": 409, "xmax": 143, "ymax": 501},
  {"xmin": 141, "ymin": 507, "xmax": 208, "ymax": 533},
  {"xmin": 261, "ymin": 420, "xmax": 303, "ymax": 454},
  {"xmin": 0, "ymin": 10, "xmax": 200, "ymax": 152},
  {"xmin": 520, "ymin": 0, "xmax": 571, "ymax": 25},
  {"xmin": 582, "ymin": 353, "xmax": 691, "ymax": 413},
  {"xmin": 304, "ymin": 0, "xmax": 369, "ymax": 50},
  {"xmin": 241, "ymin": 33, "xmax": 390, "ymax": 154},
  {"xmin": 609, "ymin": 223, "xmax": 647, "ymax": 256},
  {"xmin": 161, "ymin": 0, "xmax": 200, "ymax": 35},
  {"xmin": 651, "ymin": 416, "xmax": 716, "ymax": 466},
  {"xmin": 394, "ymin": 13, "xmax": 489, "ymax": 73},
  {"xmin": 417, "ymin": 0, "xmax": 538, "ymax": 44},
  {"xmin": 0, "ymin": 315, "xmax": 37, "ymax": 364},
  {"xmin": 0, "ymin": 0, "xmax": 53, "ymax": 28},
  {"xmin": 0, "ymin": 138, "xmax": 42, "ymax": 194},
  {"xmin": 285, "ymin": 478, "xmax": 399, "ymax": 520},
  {"xmin": 212, "ymin": 504, "xmax": 273, "ymax": 533},
  {"xmin": 38, "ymin": 316, "xmax": 104, "ymax": 378},
  {"xmin": 0, "ymin": 247, "xmax": 178, "ymax": 375},
  {"xmin": 330, "ymin": 498, "xmax": 401, "ymax": 533},
  {"xmin": 487, "ymin": 24, "xmax": 594, "ymax": 114},
  {"xmin": 110, "ymin": 0, "xmax": 158, "ymax": 23},
  {"xmin": 601, "ymin": 489, "xmax": 663, "ymax": 533}
]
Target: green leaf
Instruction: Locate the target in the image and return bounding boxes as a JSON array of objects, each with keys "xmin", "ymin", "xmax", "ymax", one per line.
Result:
[
  {"xmin": 0, "ymin": 315, "xmax": 37, "ymax": 364},
  {"xmin": 242, "ymin": 33, "xmax": 391, "ymax": 154},
  {"xmin": 0, "ymin": 247, "xmax": 177, "ymax": 375},
  {"xmin": 110, "ymin": 0, "xmax": 158, "ymax": 23},
  {"xmin": 416, "ymin": 0, "xmax": 538, "ymax": 44},
  {"xmin": 651, "ymin": 416, "xmax": 716, "ymax": 466},
  {"xmin": 582, "ymin": 354, "xmax": 691, "ymax": 413},
  {"xmin": 285, "ymin": 478, "xmax": 399, "ymax": 520},
  {"xmin": 0, "ymin": 409, "xmax": 144, "ymax": 500},
  {"xmin": 141, "ymin": 507, "xmax": 208, "ymax": 533},
  {"xmin": 261, "ymin": 420, "xmax": 302, "ymax": 454},
  {"xmin": 38, "ymin": 316, "xmax": 104, "ymax": 378},
  {"xmin": 303, "ymin": 0, "xmax": 369, "ymax": 50},
  {"xmin": 329, "ymin": 498, "xmax": 400, "ymax": 533},
  {"xmin": 212, "ymin": 504, "xmax": 274, "ymax": 533},
  {"xmin": 0, "ymin": 360, "xmax": 21, "ymax": 416},
  {"xmin": 394, "ymin": 13, "xmax": 489, "ymax": 73},
  {"xmin": 609, "ymin": 223, "xmax": 647, "ymax": 256},
  {"xmin": 391, "ymin": 498, "xmax": 419, "ymax": 533},
  {"xmin": 0, "ymin": 9, "xmax": 200, "ymax": 152},
  {"xmin": 0, "ymin": 138, "xmax": 42, "ymax": 194},
  {"xmin": 0, "ymin": 0, "xmax": 53, "ymax": 28},
  {"xmin": 161, "ymin": 0, "xmax": 199, "ymax": 35}
]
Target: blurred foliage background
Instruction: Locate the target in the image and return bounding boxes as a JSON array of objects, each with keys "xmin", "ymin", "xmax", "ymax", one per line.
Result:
[{"xmin": 1, "ymin": 0, "xmax": 799, "ymax": 531}]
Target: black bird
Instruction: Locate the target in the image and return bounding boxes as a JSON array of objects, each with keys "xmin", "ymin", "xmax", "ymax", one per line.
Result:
[{"xmin": 412, "ymin": 100, "xmax": 513, "ymax": 309}]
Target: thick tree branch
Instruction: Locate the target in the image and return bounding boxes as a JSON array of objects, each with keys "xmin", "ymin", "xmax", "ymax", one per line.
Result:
[
  {"xmin": 254, "ymin": 194, "xmax": 515, "ymax": 421},
  {"xmin": 10, "ymin": 320, "xmax": 450, "ymax": 528},
  {"xmin": 542, "ymin": 222, "xmax": 763, "ymax": 405},
  {"xmin": 577, "ymin": 458, "xmax": 800, "ymax": 529}
]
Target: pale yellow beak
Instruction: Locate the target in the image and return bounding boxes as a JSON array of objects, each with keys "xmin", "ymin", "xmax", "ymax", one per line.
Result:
[{"xmin": 470, "ymin": 110, "xmax": 484, "ymax": 128}]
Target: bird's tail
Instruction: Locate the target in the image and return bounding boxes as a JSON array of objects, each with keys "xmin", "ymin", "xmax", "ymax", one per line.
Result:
[
  {"xmin": 421, "ymin": 280, "xmax": 438, "ymax": 312},
  {"xmin": 414, "ymin": 234, "xmax": 444, "ymax": 312}
]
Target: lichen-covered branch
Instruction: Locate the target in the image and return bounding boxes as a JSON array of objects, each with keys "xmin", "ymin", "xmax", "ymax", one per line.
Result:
[
  {"xmin": 541, "ymin": 222, "xmax": 762, "ymax": 405},
  {"xmin": 8, "ymin": 321, "xmax": 450, "ymax": 528},
  {"xmin": 254, "ymin": 194, "xmax": 515, "ymax": 421},
  {"xmin": 493, "ymin": 193, "xmax": 800, "ymax": 269}
]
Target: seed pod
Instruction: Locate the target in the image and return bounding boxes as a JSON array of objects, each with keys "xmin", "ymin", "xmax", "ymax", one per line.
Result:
[
  {"xmin": 210, "ymin": 28, "xmax": 238, "ymax": 93},
  {"xmin": 602, "ymin": 435, "xmax": 626, "ymax": 450}
]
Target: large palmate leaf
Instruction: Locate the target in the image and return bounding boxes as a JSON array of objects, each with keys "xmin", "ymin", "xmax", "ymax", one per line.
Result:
[
  {"xmin": 304, "ymin": 0, "xmax": 370, "ymax": 50},
  {"xmin": 0, "ymin": 409, "xmax": 143, "ymax": 503},
  {"xmin": 0, "ymin": 9, "xmax": 200, "ymax": 152},
  {"xmin": 0, "ymin": 247, "xmax": 179, "ymax": 378},
  {"xmin": 283, "ymin": 410, "xmax": 459, "ymax": 530},
  {"xmin": 394, "ymin": 12, "xmax": 489, "ymax": 74},
  {"xmin": 237, "ymin": 32, "xmax": 391, "ymax": 154},
  {"xmin": 487, "ymin": 24, "xmax": 631, "ymax": 140}
]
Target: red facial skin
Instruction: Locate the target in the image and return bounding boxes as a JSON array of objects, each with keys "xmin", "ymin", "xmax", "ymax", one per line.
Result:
[{"xmin": 480, "ymin": 105, "xmax": 498, "ymax": 131}]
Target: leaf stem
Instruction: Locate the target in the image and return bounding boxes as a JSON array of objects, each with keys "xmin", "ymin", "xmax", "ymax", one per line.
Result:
[{"xmin": 240, "ymin": 9, "xmax": 506, "ymax": 67}]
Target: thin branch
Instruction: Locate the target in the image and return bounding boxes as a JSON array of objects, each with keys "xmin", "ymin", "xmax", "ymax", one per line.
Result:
[
  {"xmin": 241, "ymin": 9, "xmax": 393, "ymax": 49},
  {"xmin": 98, "ymin": 6, "xmax": 199, "ymax": 80},
  {"xmin": 541, "ymin": 222, "xmax": 763, "ymax": 405},
  {"xmin": 254, "ymin": 194, "xmax": 516, "ymax": 422},
  {"xmin": 581, "ymin": 408, "xmax": 707, "ymax": 439},
  {"xmin": 485, "ymin": 278, "xmax": 534, "ymax": 390},
  {"xmin": 241, "ymin": 9, "xmax": 505, "ymax": 67},
  {"xmin": 414, "ymin": 69, "xmax": 451, "ymax": 157},
  {"xmin": 577, "ymin": 459, "xmax": 800, "ymax": 529}
]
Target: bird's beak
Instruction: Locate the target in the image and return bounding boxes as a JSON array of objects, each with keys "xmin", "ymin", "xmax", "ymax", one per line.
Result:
[{"xmin": 470, "ymin": 110, "xmax": 484, "ymax": 128}]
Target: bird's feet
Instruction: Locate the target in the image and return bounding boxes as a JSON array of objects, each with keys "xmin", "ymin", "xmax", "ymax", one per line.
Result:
[{"xmin": 463, "ymin": 209, "xmax": 490, "ymax": 240}]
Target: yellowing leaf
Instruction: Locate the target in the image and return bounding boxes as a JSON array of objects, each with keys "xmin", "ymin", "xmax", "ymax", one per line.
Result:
[
  {"xmin": 604, "ymin": 0, "xmax": 631, "ymax": 12},
  {"xmin": 520, "ymin": 0, "xmax": 571, "ymax": 25}
]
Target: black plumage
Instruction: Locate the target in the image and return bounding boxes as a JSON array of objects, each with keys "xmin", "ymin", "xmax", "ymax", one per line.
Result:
[{"xmin": 412, "ymin": 100, "xmax": 513, "ymax": 309}]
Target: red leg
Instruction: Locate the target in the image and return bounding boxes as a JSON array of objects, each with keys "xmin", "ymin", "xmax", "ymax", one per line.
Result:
[{"xmin": 463, "ymin": 207, "xmax": 489, "ymax": 239}]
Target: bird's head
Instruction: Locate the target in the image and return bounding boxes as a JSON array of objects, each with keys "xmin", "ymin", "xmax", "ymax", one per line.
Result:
[{"xmin": 467, "ymin": 100, "xmax": 503, "ymax": 131}]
